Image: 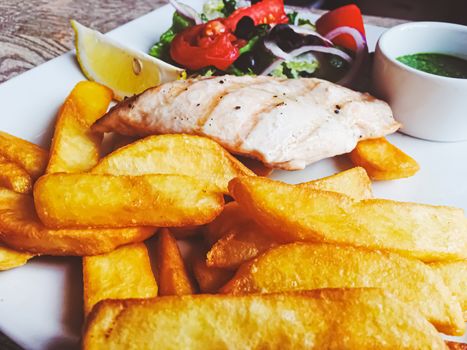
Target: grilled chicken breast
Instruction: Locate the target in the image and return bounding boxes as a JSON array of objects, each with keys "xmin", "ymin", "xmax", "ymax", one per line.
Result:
[{"xmin": 93, "ymin": 76, "xmax": 399, "ymax": 170}]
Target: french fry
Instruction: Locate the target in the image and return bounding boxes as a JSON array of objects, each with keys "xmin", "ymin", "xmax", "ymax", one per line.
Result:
[
  {"xmin": 47, "ymin": 81, "xmax": 113, "ymax": 173},
  {"xmin": 207, "ymin": 229, "xmax": 278, "ymax": 270},
  {"xmin": 298, "ymin": 166, "xmax": 373, "ymax": 200},
  {"xmin": 34, "ymin": 173, "xmax": 224, "ymax": 229},
  {"xmin": 229, "ymin": 176, "xmax": 467, "ymax": 262},
  {"xmin": 0, "ymin": 154, "xmax": 32, "ymax": 193},
  {"xmin": 192, "ymin": 252, "xmax": 234, "ymax": 293},
  {"xmin": 447, "ymin": 342, "xmax": 467, "ymax": 350},
  {"xmin": 220, "ymin": 242, "xmax": 464, "ymax": 335},
  {"xmin": 156, "ymin": 228, "xmax": 196, "ymax": 296},
  {"xmin": 349, "ymin": 137, "xmax": 419, "ymax": 180},
  {"xmin": 0, "ymin": 188, "xmax": 154, "ymax": 255},
  {"xmin": 0, "ymin": 131, "xmax": 48, "ymax": 180},
  {"xmin": 0, "ymin": 243, "xmax": 34, "ymax": 271},
  {"xmin": 83, "ymin": 289, "xmax": 447, "ymax": 350},
  {"xmin": 206, "ymin": 168, "xmax": 373, "ymax": 269},
  {"xmin": 83, "ymin": 243, "xmax": 158, "ymax": 316},
  {"xmin": 430, "ymin": 260, "xmax": 467, "ymax": 320},
  {"xmin": 92, "ymin": 134, "xmax": 254, "ymax": 193},
  {"xmin": 204, "ymin": 202, "xmax": 253, "ymax": 246}
]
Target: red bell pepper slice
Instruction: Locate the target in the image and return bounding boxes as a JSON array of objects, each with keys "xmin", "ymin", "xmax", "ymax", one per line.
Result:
[
  {"xmin": 316, "ymin": 4, "xmax": 365, "ymax": 51},
  {"xmin": 170, "ymin": 22, "xmax": 242, "ymax": 71},
  {"xmin": 225, "ymin": 0, "xmax": 289, "ymax": 31}
]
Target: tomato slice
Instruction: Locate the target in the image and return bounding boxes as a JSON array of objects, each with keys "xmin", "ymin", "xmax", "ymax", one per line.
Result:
[
  {"xmin": 225, "ymin": 0, "xmax": 289, "ymax": 31},
  {"xmin": 316, "ymin": 4, "xmax": 365, "ymax": 51},
  {"xmin": 170, "ymin": 22, "xmax": 241, "ymax": 71}
]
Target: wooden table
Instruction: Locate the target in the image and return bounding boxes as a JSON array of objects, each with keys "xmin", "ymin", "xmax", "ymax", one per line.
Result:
[
  {"xmin": 0, "ymin": 1, "xmax": 406, "ymax": 349},
  {"xmin": 0, "ymin": 0, "xmax": 407, "ymax": 84}
]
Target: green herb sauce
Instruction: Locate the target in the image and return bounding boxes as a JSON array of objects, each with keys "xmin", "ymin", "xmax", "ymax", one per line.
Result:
[{"xmin": 396, "ymin": 53, "xmax": 467, "ymax": 79}]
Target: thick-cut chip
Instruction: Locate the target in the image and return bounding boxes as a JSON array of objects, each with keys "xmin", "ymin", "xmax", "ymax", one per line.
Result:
[
  {"xmin": 47, "ymin": 81, "xmax": 113, "ymax": 173},
  {"xmin": 0, "ymin": 131, "xmax": 48, "ymax": 180},
  {"xmin": 0, "ymin": 154, "xmax": 32, "ymax": 193},
  {"xmin": 447, "ymin": 342, "xmax": 467, "ymax": 350},
  {"xmin": 229, "ymin": 176, "xmax": 467, "ymax": 262},
  {"xmin": 207, "ymin": 229, "xmax": 278, "ymax": 270},
  {"xmin": 83, "ymin": 243, "xmax": 158, "ymax": 316},
  {"xmin": 206, "ymin": 202, "xmax": 277, "ymax": 270},
  {"xmin": 156, "ymin": 228, "xmax": 196, "ymax": 296},
  {"xmin": 221, "ymin": 243, "xmax": 464, "ymax": 335},
  {"xmin": 0, "ymin": 188, "xmax": 154, "ymax": 255},
  {"xmin": 430, "ymin": 260, "xmax": 467, "ymax": 320},
  {"xmin": 0, "ymin": 243, "xmax": 34, "ymax": 271},
  {"xmin": 206, "ymin": 168, "xmax": 373, "ymax": 269},
  {"xmin": 92, "ymin": 134, "xmax": 254, "ymax": 193},
  {"xmin": 34, "ymin": 173, "xmax": 224, "ymax": 229},
  {"xmin": 192, "ymin": 252, "xmax": 235, "ymax": 293},
  {"xmin": 83, "ymin": 288, "xmax": 447, "ymax": 350},
  {"xmin": 299, "ymin": 166, "xmax": 373, "ymax": 200},
  {"xmin": 204, "ymin": 202, "xmax": 252, "ymax": 246},
  {"xmin": 349, "ymin": 137, "xmax": 419, "ymax": 180}
]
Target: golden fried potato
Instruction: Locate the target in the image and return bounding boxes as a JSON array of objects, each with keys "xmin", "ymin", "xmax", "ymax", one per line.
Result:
[
  {"xmin": 349, "ymin": 137, "xmax": 419, "ymax": 180},
  {"xmin": 192, "ymin": 252, "xmax": 234, "ymax": 293},
  {"xmin": 221, "ymin": 242, "xmax": 464, "ymax": 335},
  {"xmin": 229, "ymin": 176, "xmax": 467, "ymax": 262},
  {"xmin": 204, "ymin": 202, "xmax": 252, "ymax": 246},
  {"xmin": 447, "ymin": 342, "xmax": 467, "ymax": 350},
  {"xmin": 47, "ymin": 81, "xmax": 113, "ymax": 173},
  {"xmin": 0, "ymin": 154, "xmax": 32, "ymax": 193},
  {"xmin": 83, "ymin": 288, "xmax": 447, "ymax": 350},
  {"xmin": 92, "ymin": 134, "xmax": 254, "ymax": 193},
  {"xmin": 0, "ymin": 188, "xmax": 154, "ymax": 255},
  {"xmin": 156, "ymin": 228, "xmax": 196, "ymax": 296},
  {"xmin": 83, "ymin": 243, "xmax": 158, "ymax": 316},
  {"xmin": 205, "ymin": 168, "xmax": 373, "ymax": 269},
  {"xmin": 235, "ymin": 155, "xmax": 273, "ymax": 177},
  {"xmin": 430, "ymin": 260, "xmax": 467, "ymax": 320},
  {"xmin": 207, "ymin": 229, "xmax": 278, "ymax": 270},
  {"xmin": 0, "ymin": 131, "xmax": 48, "ymax": 180},
  {"xmin": 0, "ymin": 243, "xmax": 34, "ymax": 271},
  {"xmin": 299, "ymin": 166, "xmax": 373, "ymax": 200},
  {"xmin": 34, "ymin": 173, "xmax": 224, "ymax": 229}
]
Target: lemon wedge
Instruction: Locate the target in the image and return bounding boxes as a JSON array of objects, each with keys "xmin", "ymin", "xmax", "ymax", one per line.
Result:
[{"xmin": 71, "ymin": 20, "xmax": 184, "ymax": 100}]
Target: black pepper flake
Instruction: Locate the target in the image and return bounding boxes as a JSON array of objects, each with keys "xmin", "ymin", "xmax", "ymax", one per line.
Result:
[
  {"xmin": 196, "ymin": 103, "xmax": 200, "ymax": 107},
  {"xmin": 276, "ymin": 102, "xmax": 285, "ymax": 107},
  {"xmin": 273, "ymin": 95, "xmax": 278, "ymax": 98},
  {"xmin": 219, "ymin": 80, "xmax": 224, "ymax": 84},
  {"xmin": 335, "ymin": 104, "xmax": 341, "ymax": 110},
  {"xmin": 334, "ymin": 109, "xmax": 340, "ymax": 114},
  {"xmin": 235, "ymin": 106, "xmax": 241, "ymax": 110}
]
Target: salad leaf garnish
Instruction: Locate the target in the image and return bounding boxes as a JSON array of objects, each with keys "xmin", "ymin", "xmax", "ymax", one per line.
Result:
[
  {"xmin": 149, "ymin": 12, "xmax": 194, "ymax": 61},
  {"xmin": 286, "ymin": 11, "xmax": 298, "ymax": 24}
]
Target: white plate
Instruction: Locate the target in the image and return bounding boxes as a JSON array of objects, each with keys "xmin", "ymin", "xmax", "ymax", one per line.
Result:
[{"xmin": 0, "ymin": 1, "xmax": 466, "ymax": 348}]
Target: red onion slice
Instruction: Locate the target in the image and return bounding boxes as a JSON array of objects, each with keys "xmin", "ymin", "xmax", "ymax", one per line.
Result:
[
  {"xmin": 288, "ymin": 45, "xmax": 352, "ymax": 63},
  {"xmin": 260, "ymin": 59, "xmax": 285, "ymax": 76},
  {"xmin": 168, "ymin": 0, "xmax": 202, "ymax": 25},
  {"xmin": 263, "ymin": 40, "xmax": 294, "ymax": 60},
  {"xmin": 324, "ymin": 26, "xmax": 368, "ymax": 87},
  {"xmin": 288, "ymin": 25, "xmax": 334, "ymax": 46}
]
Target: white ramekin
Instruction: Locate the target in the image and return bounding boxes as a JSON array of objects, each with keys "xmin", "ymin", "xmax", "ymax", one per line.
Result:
[{"xmin": 372, "ymin": 22, "xmax": 467, "ymax": 142}]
